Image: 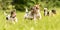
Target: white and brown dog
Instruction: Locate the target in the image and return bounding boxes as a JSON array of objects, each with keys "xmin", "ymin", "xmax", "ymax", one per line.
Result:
[
  {"xmin": 4, "ymin": 11, "xmax": 17, "ymax": 24},
  {"xmin": 24, "ymin": 7, "xmax": 41, "ymax": 20},
  {"xmin": 44, "ymin": 8, "xmax": 56, "ymax": 16}
]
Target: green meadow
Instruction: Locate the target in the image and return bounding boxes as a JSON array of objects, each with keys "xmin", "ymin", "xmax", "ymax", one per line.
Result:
[{"xmin": 0, "ymin": 7, "xmax": 60, "ymax": 30}]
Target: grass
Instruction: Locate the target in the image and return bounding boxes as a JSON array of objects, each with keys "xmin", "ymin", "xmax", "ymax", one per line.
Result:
[{"xmin": 0, "ymin": 8, "xmax": 60, "ymax": 30}]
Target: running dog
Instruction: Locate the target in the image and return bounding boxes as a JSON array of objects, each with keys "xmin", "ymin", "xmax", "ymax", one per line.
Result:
[
  {"xmin": 44, "ymin": 8, "xmax": 56, "ymax": 16},
  {"xmin": 24, "ymin": 6, "xmax": 41, "ymax": 20},
  {"xmin": 4, "ymin": 10, "xmax": 17, "ymax": 24}
]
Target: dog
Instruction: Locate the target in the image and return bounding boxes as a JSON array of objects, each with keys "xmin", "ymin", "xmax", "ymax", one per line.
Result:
[
  {"xmin": 44, "ymin": 8, "xmax": 56, "ymax": 16},
  {"xmin": 24, "ymin": 7, "xmax": 41, "ymax": 20},
  {"xmin": 4, "ymin": 11, "xmax": 17, "ymax": 24},
  {"xmin": 31, "ymin": 4, "xmax": 41, "ymax": 20}
]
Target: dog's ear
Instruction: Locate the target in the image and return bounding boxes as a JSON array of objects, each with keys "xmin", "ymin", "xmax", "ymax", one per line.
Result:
[{"xmin": 4, "ymin": 11, "xmax": 7, "ymax": 16}]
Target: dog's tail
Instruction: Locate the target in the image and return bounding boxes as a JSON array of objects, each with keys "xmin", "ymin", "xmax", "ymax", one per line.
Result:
[
  {"xmin": 25, "ymin": 8, "xmax": 28, "ymax": 13},
  {"xmin": 4, "ymin": 11, "xmax": 7, "ymax": 16}
]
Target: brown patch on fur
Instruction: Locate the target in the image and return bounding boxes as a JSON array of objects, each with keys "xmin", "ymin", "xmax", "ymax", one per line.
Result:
[
  {"xmin": 51, "ymin": 10, "xmax": 56, "ymax": 14},
  {"xmin": 11, "ymin": 10, "xmax": 16, "ymax": 18},
  {"xmin": 47, "ymin": 11, "xmax": 49, "ymax": 16}
]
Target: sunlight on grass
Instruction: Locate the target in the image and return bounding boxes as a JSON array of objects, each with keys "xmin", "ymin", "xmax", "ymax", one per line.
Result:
[{"xmin": 0, "ymin": 8, "xmax": 60, "ymax": 30}]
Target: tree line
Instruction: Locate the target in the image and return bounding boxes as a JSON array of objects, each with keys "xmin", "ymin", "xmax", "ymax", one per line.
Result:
[{"xmin": 0, "ymin": 0, "xmax": 60, "ymax": 11}]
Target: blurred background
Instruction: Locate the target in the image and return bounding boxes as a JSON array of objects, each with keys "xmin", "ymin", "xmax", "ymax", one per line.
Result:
[{"xmin": 0, "ymin": 0, "xmax": 60, "ymax": 11}]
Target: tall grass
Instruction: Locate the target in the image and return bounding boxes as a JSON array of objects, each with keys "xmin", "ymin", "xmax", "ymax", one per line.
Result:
[{"xmin": 0, "ymin": 7, "xmax": 60, "ymax": 30}]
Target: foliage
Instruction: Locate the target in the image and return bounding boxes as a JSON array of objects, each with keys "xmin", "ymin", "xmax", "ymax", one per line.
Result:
[{"xmin": 0, "ymin": 0, "xmax": 60, "ymax": 11}]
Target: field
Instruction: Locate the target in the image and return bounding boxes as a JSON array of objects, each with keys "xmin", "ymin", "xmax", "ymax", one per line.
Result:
[{"xmin": 0, "ymin": 8, "xmax": 60, "ymax": 30}]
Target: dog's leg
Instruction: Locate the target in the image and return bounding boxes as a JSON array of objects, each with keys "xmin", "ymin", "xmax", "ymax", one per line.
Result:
[
  {"xmin": 44, "ymin": 11, "xmax": 47, "ymax": 16},
  {"xmin": 24, "ymin": 14, "xmax": 28, "ymax": 19},
  {"xmin": 12, "ymin": 17, "xmax": 18, "ymax": 24},
  {"xmin": 36, "ymin": 13, "xmax": 41, "ymax": 20},
  {"xmin": 11, "ymin": 18, "xmax": 15, "ymax": 24},
  {"xmin": 49, "ymin": 11, "xmax": 51, "ymax": 16},
  {"xmin": 38, "ymin": 13, "xmax": 41, "ymax": 20},
  {"xmin": 15, "ymin": 17, "xmax": 18, "ymax": 22},
  {"xmin": 33, "ymin": 14, "xmax": 37, "ymax": 20},
  {"xmin": 12, "ymin": 21, "xmax": 15, "ymax": 24}
]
